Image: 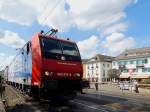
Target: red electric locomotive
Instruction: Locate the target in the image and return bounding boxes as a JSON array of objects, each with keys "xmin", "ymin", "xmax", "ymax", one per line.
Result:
[{"xmin": 4, "ymin": 29, "xmax": 88, "ymax": 100}]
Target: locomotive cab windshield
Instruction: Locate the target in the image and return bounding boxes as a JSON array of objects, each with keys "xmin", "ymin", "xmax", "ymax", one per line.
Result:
[{"xmin": 40, "ymin": 37, "xmax": 81, "ymax": 61}]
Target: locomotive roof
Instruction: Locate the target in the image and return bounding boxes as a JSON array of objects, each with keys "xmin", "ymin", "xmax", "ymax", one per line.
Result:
[
  {"xmin": 39, "ymin": 33, "xmax": 76, "ymax": 44},
  {"xmin": 5, "ymin": 33, "xmax": 77, "ymax": 68}
]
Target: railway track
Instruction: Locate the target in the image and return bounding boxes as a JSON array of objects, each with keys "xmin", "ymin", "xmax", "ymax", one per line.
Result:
[
  {"xmin": 7, "ymin": 97, "xmax": 118, "ymax": 112},
  {"xmin": 5, "ymin": 84, "xmax": 150, "ymax": 112},
  {"xmin": 6, "ymin": 96, "xmax": 117, "ymax": 112},
  {"xmin": 5, "ymin": 84, "xmax": 118, "ymax": 112}
]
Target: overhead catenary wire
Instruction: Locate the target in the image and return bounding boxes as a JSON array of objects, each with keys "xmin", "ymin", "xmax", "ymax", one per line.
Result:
[
  {"xmin": 41, "ymin": 0, "xmax": 63, "ymax": 25},
  {"xmin": 40, "ymin": 0, "xmax": 51, "ymax": 16}
]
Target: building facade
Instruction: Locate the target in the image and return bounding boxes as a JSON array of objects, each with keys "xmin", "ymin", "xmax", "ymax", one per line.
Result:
[
  {"xmin": 82, "ymin": 59, "xmax": 89, "ymax": 79},
  {"xmin": 83, "ymin": 54, "xmax": 113, "ymax": 83},
  {"xmin": 112, "ymin": 47, "xmax": 150, "ymax": 81}
]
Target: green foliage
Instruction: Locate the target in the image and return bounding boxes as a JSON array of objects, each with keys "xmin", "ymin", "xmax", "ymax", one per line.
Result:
[
  {"xmin": 143, "ymin": 78, "xmax": 150, "ymax": 84},
  {"xmin": 0, "ymin": 75, "xmax": 4, "ymax": 81},
  {"xmin": 107, "ymin": 69, "xmax": 120, "ymax": 79}
]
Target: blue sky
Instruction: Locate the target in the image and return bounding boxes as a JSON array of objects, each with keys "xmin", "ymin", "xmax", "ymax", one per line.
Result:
[
  {"xmin": 125, "ymin": 0, "xmax": 150, "ymax": 46},
  {"xmin": 0, "ymin": 0, "xmax": 150, "ymax": 69}
]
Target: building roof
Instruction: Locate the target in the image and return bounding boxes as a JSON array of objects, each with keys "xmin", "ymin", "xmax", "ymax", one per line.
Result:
[
  {"xmin": 82, "ymin": 59, "xmax": 90, "ymax": 64},
  {"xmin": 82, "ymin": 54, "xmax": 114, "ymax": 64},
  {"xmin": 115, "ymin": 47, "xmax": 150, "ymax": 60}
]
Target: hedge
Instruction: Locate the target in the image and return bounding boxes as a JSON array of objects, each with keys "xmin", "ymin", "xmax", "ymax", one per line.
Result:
[{"xmin": 143, "ymin": 78, "xmax": 150, "ymax": 84}]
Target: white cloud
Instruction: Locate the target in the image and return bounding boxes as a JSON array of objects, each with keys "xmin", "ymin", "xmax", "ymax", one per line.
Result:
[
  {"xmin": 101, "ymin": 22, "xmax": 128, "ymax": 36},
  {"xmin": 0, "ymin": 53, "xmax": 14, "ymax": 70},
  {"xmin": 77, "ymin": 32, "xmax": 136, "ymax": 58},
  {"xmin": 102, "ymin": 32, "xmax": 135, "ymax": 56},
  {"xmin": 67, "ymin": 0, "xmax": 135, "ymax": 30},
  {"xmin": 0, "ymin": 0, "xmax": 136, "ymax": 31},
  {"xmin": 77, "ymin": 35, "xmax": 100, "ymax": 58},
  {"xmin": 0, "ymin": 0, "xmax": 138, "ymax": 58},
  {"xmin": 0, "ymin": 0, "xmax": 73, "ymax": 30},
  {"xmin": 0, "ymin": 0, "xmax": 39, "ymax": 26},
  {"xmin": 38, "ymin": 0, "xmax": 74, "ymax": 31},
  {"xmin": 0, "ymin": 29, "xmax": 25, "ymax": 48},
  {"xmin": 0, "ymin": 53, "xmax": 5, "ymax": 57}
]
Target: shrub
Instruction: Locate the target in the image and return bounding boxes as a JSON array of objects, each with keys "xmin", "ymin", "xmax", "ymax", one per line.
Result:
[{"xmin": 143, "ymin": 78, "xmax": 150, "ymax": 84}]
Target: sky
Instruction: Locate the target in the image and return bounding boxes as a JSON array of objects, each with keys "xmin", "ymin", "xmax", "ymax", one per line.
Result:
[{"xmin": 0, "ymin": 0, "xmax": 150, "ymax": 70}]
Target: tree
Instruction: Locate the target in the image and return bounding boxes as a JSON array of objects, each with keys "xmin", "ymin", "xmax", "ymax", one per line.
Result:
[
  {"xmin": 0, "ymin": 75, "xmax": 4, "ymax": 83},
  {"xmin": 0, "ymin": 75, "xmax": 2, "ymax": 83},
  {"xmin": 0, "ymin": 71, "xmax": 4, "ymax": 83},
  {"xmin": 107, "ymin": 69, "xmax": 120, "ymax": 81}
]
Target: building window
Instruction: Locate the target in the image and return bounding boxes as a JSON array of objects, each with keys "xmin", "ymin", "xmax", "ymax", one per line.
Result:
[
  {"xmin": 124, "ymin": 61, "xmax": 127, "ymax": 65},
  {"xmin": 91, "ymin": 64, "xmax": 94, "ymax": 69},
  {"xmin": 130, "ymin": 60, "xmax": 134, "ymax": 64},
  {"xmin": 136, "ymin": 60, "xmax": 142, "ymax": 65},
  {"xmin": 136, "ymin": 60, "xmax": 138, "ymax": 65},
  {"xmin": 119, "ymin": 61, "xmax": 127, "ymax": 65},
  {"xmin": 103, "ymin": 70, "xmax": 105, "ymax": 77},
  {"xmin": 107, "ymin": 64, "xmax": 109, "ymax": 67},
  {"xmin": 123, "ymin": 69, "xmax": 128, "ymax": 73},
  {"xmin": 113, "ymin": 62, "xmax": 116, "ymax": 66},
  {"xmin": 120, "ymin": 61, "xmax": 123, "ymax": 65},
  {"xmin": 144, "ymin": 59, "xmax": 148, "ymax": 64},
  {"xmin": 142, "ymin": 60, "xmax": 145, "ymax": 64},
  {"xmin": 103, "ymin": 64, "xmax": 105, "ymax": 67},
  {"xmin": 136, "ymin": 59, "xmax": 148, "ymax": 65},
  {"xmin": 118, "ymin": 61, "xmax": 121, "ymax": 65},
  {"xmin": 142, "ymin": 68, "xmax": 147, "ymax": 72},
  {"xmin": 96, "ymin": 63, "xmax": 98, "ymax": 68},
  {"xmin": 142, "ymin": 68, "xmax": 150, "ymax": 72}
]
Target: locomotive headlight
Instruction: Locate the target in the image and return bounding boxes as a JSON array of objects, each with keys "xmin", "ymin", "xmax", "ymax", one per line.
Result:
[
  {"xmin": 45, "ymin": 71, "xmax": 49, "ymax": 76},
  {"xmin": 75, "ymin": 73, "xmax": 80, "ymax": 77},
  {"xmin": 76, "ymin": 73, "xmax": 80, "ymax": 77}
]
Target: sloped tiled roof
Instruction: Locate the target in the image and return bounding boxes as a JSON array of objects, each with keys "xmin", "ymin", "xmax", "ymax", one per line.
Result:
[
  {"xmin": 115, "ymin": 47, "xmax": 150, "ymax": 60},
  {"xmin": 82, "ymin": 54, "xmax": 114, "ymax": 63},
  {"xmin": 82, "ymin": 59, "xmax": 90, "ymax": 63}
]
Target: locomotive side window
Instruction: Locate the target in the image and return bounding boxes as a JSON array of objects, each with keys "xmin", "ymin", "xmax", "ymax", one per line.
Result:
[{"xmin": 27, "ymin": 42, "xmax": 30, "ymax": 55}]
